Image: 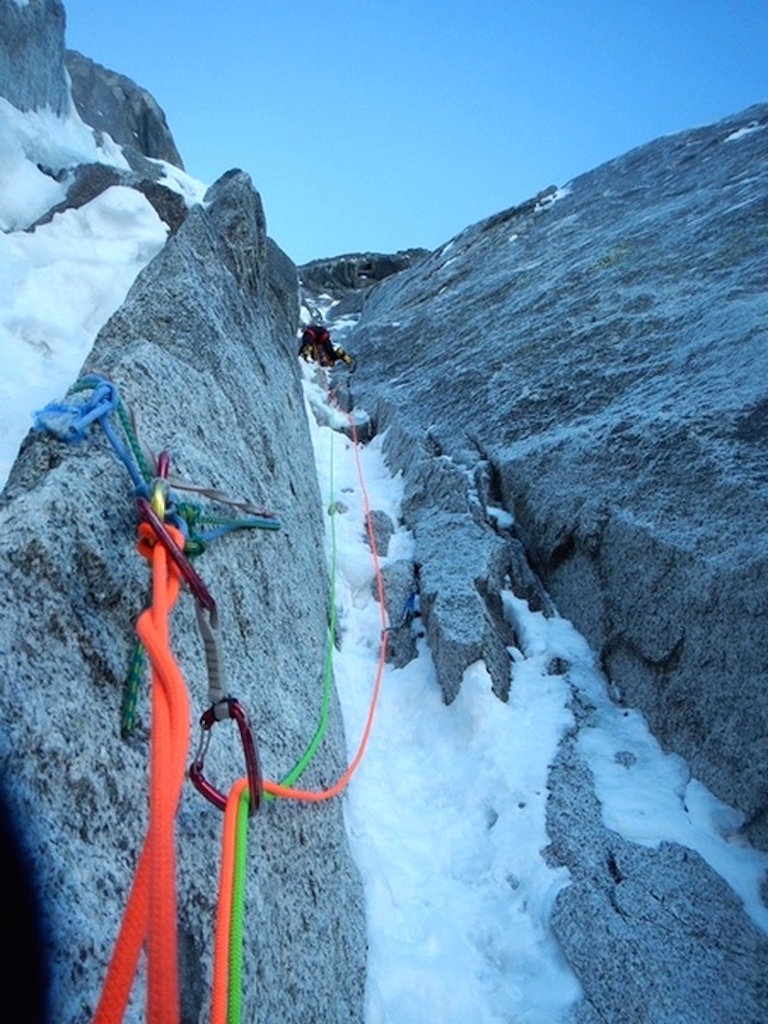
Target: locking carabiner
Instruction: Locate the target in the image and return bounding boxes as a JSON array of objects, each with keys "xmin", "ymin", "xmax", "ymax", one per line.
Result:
[{"xmin": 189, "ymin": 698, "xmax": 262, "ymax": 815}]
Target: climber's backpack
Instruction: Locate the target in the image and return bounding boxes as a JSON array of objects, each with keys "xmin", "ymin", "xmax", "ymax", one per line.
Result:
[{"xmin": 309, "ymin": 325, "xmax": 330, "ymax": 345}]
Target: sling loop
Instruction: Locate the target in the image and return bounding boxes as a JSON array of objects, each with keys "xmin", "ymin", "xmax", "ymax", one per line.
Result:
[{"xmin": 196, "ymin": 602, "xmax": 227, "ymax": 706}]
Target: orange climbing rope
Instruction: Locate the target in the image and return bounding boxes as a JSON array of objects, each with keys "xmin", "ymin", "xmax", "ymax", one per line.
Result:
[
  {"xmin": 94, "ymin": 522, "xmax": 191, "ymax": 1024},
  {"xmin": 211, "ymin": 777, "xmax": 250, "ymax": 1024}
]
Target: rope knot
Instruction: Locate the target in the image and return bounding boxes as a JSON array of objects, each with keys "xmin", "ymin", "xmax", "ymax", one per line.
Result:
[
  {"xmin": 136, "ymin": 521, "xmax": 186, "ymax": 574},
  {"xmin": 34, "ymin": 377, "xmax": 118, "ymax": 442}
]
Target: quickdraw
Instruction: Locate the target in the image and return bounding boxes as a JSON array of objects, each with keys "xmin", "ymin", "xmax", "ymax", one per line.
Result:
[{"xmin": 136, "ymin": 495, "xmax": 216, "ymax": 611}]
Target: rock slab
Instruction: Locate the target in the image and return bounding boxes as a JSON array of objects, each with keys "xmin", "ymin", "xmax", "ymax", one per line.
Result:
[
  {"xmin": 66, "ymin": 48, "xmax": 185, "ymax": 169},
  {"xmin": 341, "ymin": 104, "xmax": 768, "ymax": 850},
  {"xmin": 0, "ymin": 0, "xmax": 69, "ymax": 115},
  {"xmin": 548, "ymin": 729, "xmax": 768, "ymax": 1024}
]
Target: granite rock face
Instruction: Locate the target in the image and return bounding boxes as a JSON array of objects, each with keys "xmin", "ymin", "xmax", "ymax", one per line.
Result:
[
  {"xmin": 0, "ymin": 0, "xmax": 69, "ymax": 115},
  {"xmin": 298, "ymin": 104, "xmax": 768, "ymax": 1022},
  {"xmin": 0, "ymin": 171, "xmax": 365, "ymax": 1024},
  {"xmin": 66, "ymin": 49, "xmax": 185, "ymax": 169},
  {"xmin": 338, "ymin": 104, "xmax": 768, "ymax": 852},
  {"xmin": 548, "ymin": 731, "xmax": 768, "ymax": 1024}
]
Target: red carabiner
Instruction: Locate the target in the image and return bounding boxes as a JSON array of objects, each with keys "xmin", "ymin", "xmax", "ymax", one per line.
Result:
[
  {"xmin": 156, "ymin": 449, "xmax": 171, "ymax": 479},
  {"xmin": 189, "ymin": 698, "xmax": 262, "ymax": 815},
  {"xmin": 136, "ymin": 496, "xmax": 216, "ymax": 612}
]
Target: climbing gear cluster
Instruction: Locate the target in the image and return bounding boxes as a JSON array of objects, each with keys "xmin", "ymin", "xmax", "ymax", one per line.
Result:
[
  {"xmin": 37, "ymin": 375, "xmax": 279, "ymax": 1022},
  {"xmin": 35, "ymin": 368, "xmax": 388, "ymax": 1023}
]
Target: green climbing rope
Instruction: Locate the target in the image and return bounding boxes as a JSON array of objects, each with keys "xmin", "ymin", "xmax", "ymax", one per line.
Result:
[
  {"xmin": 228, "ymin": 784, "xmax": 251, "ymax": 1024},
  {"xmin": 265, "ymin": 426, "xmax": 338, "ymax": 800},
  {"xmin": 115, "ymin": 398, "xmax": 154, "ymax": 484},
  {"xmin": 120, "ymin": 641, "xmax": 147, "ymax": 738}
]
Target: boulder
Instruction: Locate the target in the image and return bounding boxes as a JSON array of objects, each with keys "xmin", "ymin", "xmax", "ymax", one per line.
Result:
[
  {"xmin": 341, "ymin": 103, "xmax": 768, "ymax": 850},
  {"xmin": 28, "ymin": 159, "xmax": 190, "ymax": 233},
  {"xmin": 0, "ymin": 170, "xmax": 366, "ymax": 1023},
  {"xmin": 66, "ymin": 49, "xmax": 185, "ymax": 169},
  {"xmin": 0, "ymin": 0, "xmax": 69, "ymax": 115}
]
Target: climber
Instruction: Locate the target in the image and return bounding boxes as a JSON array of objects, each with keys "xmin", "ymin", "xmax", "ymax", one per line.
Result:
[{"xmin": 299, "ymin": 324, "xmax": 353, "ymax": 368}]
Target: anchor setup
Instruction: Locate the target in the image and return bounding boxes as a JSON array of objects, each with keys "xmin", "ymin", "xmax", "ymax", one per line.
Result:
[{"xmin": 35, "ymin": 368, "xmax": 387, "ymax": 1023}]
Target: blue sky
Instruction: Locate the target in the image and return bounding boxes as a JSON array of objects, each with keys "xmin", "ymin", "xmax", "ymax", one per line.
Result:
[{"xmin": 62, "ymin": 1, "xmax": 768, "ymax": 265}]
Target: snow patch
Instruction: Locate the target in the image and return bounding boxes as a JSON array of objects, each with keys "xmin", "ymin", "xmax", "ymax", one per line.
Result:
[
  {"xmin": 724, "ymin": 121, "xmax": 765, "ymax": 142},
  {"xmin": 0, "ymin": 97, "xmax": 130, "ymax": 230},
  {"xmin": 486, "ymin": 505, "xmax": 515, "ymax": 529},
  {"xmin": 0, "ymin": 187, "xmax": 168, "ymax": 486},
  {"xmin": 535, "ymin": 185, "xmax": 572, "ymax": 213}
]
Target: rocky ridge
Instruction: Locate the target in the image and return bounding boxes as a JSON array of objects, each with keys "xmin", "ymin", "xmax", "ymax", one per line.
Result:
[
  {"xmin": 66, "ymin": 48, "xmax": 185, "ymax": 169},
  {"xmin": 299, "ymin": 248, "xmax": 430, "ymax": 319},
  {"xmin": 2, "ymin": 1, "xmax": 192, "ymax": 237}
]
